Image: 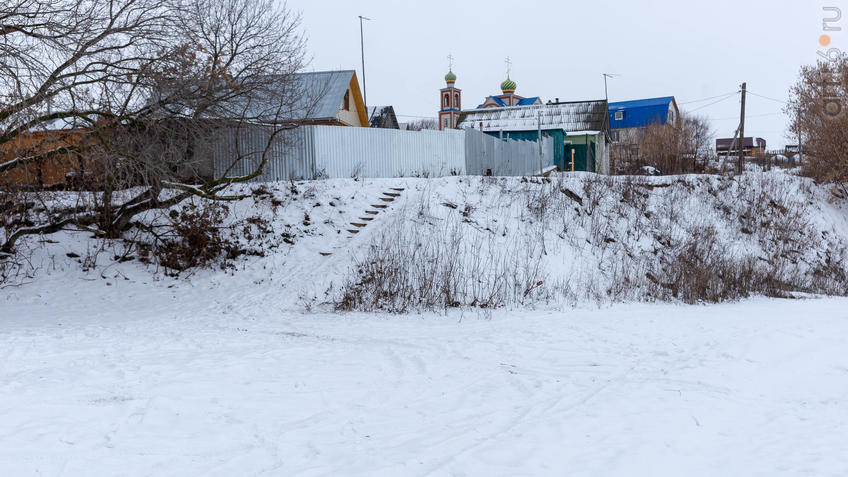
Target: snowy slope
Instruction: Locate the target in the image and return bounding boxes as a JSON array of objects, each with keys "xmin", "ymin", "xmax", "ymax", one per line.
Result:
[{"xmin": 4, "ymin": 170, "xmax": 847, "ymax": 311}]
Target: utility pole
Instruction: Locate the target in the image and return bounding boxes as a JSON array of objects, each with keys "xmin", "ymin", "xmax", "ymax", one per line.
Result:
[
  {"xmin": 797, "ymin": 104, "xmax": 804, "ymax": 165},
  {"xmin": 358, "ymin": 15, "xmax": 371, "ymax": 113},
  {"xmin": 737, "ymin": 82, "xmax": 746, "ymax": 174},
  {"xmin": 537, "ymin": 110, "xmax": 542, "ymax": 175}
]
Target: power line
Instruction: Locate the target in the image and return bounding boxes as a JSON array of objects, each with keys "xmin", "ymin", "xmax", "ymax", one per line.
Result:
[
  {"xmin": 746, "ymin": 91, "xmax": 787, "ymax": 104},
  {"xmin": 709, "ymin": 111, "xmax": 784, "ymax": 121},
  {"xmin": 678, "ymin": 91, "xmax": 738, "ymax": 105},
  {"xmin": 684, "ymin": 93, "xmax": 738, "ymax": 112},
  {"xmin": 395, "ymin": 113, "xmax": 437, "ymax": 119}
]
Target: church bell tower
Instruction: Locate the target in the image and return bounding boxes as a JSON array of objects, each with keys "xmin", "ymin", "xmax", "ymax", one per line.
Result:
[{"xmin": 439, "ymin": 55, "xmax": 461, "ymax": 130}]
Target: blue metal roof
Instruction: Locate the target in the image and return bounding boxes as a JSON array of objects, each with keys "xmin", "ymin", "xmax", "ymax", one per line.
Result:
[
  {"xmin": 608, "ymin": 96, "xmax": 675, "ymax": 129},
  {"xmin": 477, "ymin": 96, "xmax": 505, "ymax": 108},
  {"xmin": 517, "ymin": 97, "xmax": 540, "ymax": 106}
]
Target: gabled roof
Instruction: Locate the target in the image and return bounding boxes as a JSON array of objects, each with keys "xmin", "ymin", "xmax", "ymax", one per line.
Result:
[
  {"xmin": 293, "ymin": 70, "xmax": 358, "ymax": 121},
  {"xmin": 368, "ymin": 105, "xmax": 399, "ymax": 129},
  {"xmin": 609, "ymin": 96, "xmax": 675, "ymax": 110},
  {"xmin": 478, "ymin": 96, "xmax": 506, "ymax": 108},
  {"xmin": 457, "ymin": 100, "xmax": 609, "ymax": 133},
  {"xmin": 219, "ymin": 70, "xmax": 368, "ymax": 126},
  {"xmin": 608, "ymin": 96, "xmax": 676, "ymax": 130}
]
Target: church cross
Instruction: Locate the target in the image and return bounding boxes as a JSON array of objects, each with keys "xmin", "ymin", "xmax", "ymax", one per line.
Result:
[
  {"xmin": 447, "ymin": 53, "xmax": 454, "ymax": 71},
  {"xmin": 505, "ymin": 56, "xmax": 512, "ymax": 77}
]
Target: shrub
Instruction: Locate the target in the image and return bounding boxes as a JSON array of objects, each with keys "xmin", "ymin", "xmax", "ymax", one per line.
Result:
[{"xmin": 156, "ymin": 202, "xmax": 234, "ymax": 271}]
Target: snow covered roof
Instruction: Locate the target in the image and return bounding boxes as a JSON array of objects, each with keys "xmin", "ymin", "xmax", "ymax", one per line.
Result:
[{"xmin": 457, "ymin": 100, "xmax": 609, "ymax": 133}]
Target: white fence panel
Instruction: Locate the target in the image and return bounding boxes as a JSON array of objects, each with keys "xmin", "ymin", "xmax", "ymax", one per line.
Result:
[
  {"xmin": 464, "ymin": 128, "xmax": 553, "ymax": 176},
  {"xmin": 211, "ymin": 125, "xmax": 314, "ymax": 182},
  {"xmin": 311, "ymin": 126, "xmax": 465, "ymax": 178},
  {"xmin": 211, "ymin": 124, "xmax": 555, "ymax": 182}
]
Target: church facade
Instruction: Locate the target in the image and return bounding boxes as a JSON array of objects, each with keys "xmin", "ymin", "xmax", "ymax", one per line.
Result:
[
  {"xmin": 438, "ymin": 60, "xmax": 541, "ymax": 130},
  {"xmin": 475, "ymin": 76, "xmax": 541, "ymax": 109},
  {"xmin": 438, "ymin": 69, "xmax": 461, "ymax": 130}
]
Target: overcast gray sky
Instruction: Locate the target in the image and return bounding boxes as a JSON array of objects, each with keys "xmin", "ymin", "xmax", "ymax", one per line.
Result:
[{"xmin": 289, "ymin": 0, "xmax": 845, "ymax": 148}]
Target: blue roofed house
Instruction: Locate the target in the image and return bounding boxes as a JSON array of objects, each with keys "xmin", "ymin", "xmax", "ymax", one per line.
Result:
[{"xmin": 607, "ymin": 96, "xmax": 679, "ymax": 170}]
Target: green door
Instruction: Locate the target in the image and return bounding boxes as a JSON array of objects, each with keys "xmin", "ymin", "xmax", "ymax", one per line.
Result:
[{"xmin": 568, "ymin": 144, "xmax": 588, "ymax": 172}]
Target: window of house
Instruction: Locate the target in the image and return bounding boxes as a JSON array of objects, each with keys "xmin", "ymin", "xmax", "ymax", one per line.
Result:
[
  {"xmin": 614, "ymin": 111, "xmax": 624, "ymax": 121},
  {"xmin": 343, "ymin": 90, "xmax": 350, "ymax": 111}
]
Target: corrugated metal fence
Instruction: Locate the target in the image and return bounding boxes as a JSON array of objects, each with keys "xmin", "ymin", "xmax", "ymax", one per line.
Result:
[
  {"xmin": 210, "ymin": 125, "xmax": 315, "ymax": 181},
  {"xmin": 464, "ymin": 128, "xmax": 553, "ymax": 176},
  {"xmin": 211, "ymin": 125, "xmax": 553, "ymax": 181},
  {"xmin": 312, "ymin": 127, "xmax": 465, "ymax": 178}
]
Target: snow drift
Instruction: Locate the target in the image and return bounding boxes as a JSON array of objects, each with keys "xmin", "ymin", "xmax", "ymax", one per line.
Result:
[{"xmin": 3, "ymin": 171, "xmax": 848, "ymax": 311}]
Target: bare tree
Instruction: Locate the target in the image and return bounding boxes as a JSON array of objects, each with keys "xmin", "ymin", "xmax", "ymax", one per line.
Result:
[
  {"xmin": 681, "ymin": 114, "xmax": 715, "ymax": 173},
  {"xmin": 787, "ymin": 53, "xmax": 848, "ymax": 190},
  {"xmin": 615, "ymin": 114, "xmax": 714, "ymax": 175},
  {"xmin": 1, "ymin": 0, "xmax": 309, "ymax": 254},
  {"xmin": 405, "ymin": 118, "xmax": 438, "ymax": 131}
]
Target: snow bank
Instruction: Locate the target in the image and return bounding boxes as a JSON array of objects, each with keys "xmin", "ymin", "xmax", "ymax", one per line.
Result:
[{"xmin": 3, "ymin": 171, "xmax": 848, "ymax": 311}]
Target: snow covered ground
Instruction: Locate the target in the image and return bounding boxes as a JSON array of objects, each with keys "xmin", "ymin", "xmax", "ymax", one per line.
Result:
[
  {"xmin": 2, "ymin": 172, "xmax": 848, "ymax": 475},
  {"xmin": 2, "ymin": 294, "xmax": 848, "ymax": 476}
]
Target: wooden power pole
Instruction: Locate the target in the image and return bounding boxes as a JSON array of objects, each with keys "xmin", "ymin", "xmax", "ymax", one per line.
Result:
[
  {"xmin": 797, "ymin": 104, "xmax": 803, "ymax": 166},
  {"xmin": 737, "ymin": 82, "xmax": 747, "ymax": 173}
]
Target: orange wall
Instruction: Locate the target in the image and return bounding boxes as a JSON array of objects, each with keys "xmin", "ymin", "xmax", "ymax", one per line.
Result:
[{"xmin": 0, "ymin": 130, "xmax": 91, "ymax": 187}]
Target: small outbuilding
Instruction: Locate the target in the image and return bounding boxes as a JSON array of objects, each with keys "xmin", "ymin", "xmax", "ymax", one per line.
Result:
[
  {"xmin": 368, "ymin": 106, "xmax": 400, "ymax": 129},
  {"xmin": 456, "ymin": 100, "xmax": 610, "ymax": 174}
]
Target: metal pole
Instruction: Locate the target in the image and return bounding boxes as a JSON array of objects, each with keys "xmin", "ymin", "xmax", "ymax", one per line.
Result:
[
  {"xmin": 358, "ymin": 16, "xmax": 370, "ymax": 112},
  {"xmin": 602, "ymin": 73, "xmax": 617, "ymax": 102},
  {"xmin": 537, "ymin": 110, "xmax": 542, "ymax": 175}
]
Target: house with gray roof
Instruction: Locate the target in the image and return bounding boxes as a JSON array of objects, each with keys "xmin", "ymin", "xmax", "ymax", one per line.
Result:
[{"xmin": 220, "ymin": 70, "xmax": 369, "ymax": 127}]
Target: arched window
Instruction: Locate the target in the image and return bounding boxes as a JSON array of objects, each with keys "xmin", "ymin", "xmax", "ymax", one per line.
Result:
[
  {"xmin": 454, "ymin": 93, "xmax": 459, "ymax": 108},
  {"xmin": 343, "ymin": 90, "xmax": 350, "ymax": 111},
  {"xmin": 444, "ymin": 94, "xmax": 449, "ymax": 107}
]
